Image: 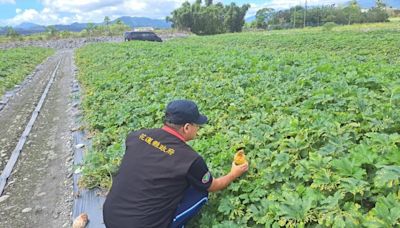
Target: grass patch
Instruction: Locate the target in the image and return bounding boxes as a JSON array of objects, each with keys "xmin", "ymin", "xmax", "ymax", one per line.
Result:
[{"xmin": 0, "ymin": 47, "xmax": 54, "ymax": 96}]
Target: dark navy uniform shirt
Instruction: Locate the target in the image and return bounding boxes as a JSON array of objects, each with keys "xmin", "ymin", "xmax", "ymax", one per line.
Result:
[{"xmin": 103, "ymin": 127, "xmax": 213, "ymax": 228}]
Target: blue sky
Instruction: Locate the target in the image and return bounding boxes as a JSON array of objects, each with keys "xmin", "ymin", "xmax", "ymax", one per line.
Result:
[{"xmin": 0, "ymin": 0, "xmax": 372, "ymax": 26}]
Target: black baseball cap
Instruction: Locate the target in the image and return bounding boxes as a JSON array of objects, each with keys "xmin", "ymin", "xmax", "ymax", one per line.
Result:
[{"xmin": 165, "ymin": 100, "xmax": 208, "ymax": 125}]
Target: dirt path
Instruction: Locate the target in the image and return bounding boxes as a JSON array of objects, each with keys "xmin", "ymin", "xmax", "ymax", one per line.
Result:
[{"xmin": 0, "ymin": 50, "xmax": 75, "ymax": 227}]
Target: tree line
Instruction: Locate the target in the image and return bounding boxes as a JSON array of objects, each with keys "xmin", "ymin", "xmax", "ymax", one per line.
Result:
[
  {"xmin": 252, "ymin": 0, "xmax": 392, "ymax": 29},
  {"xmin": 166, "ymin": 0, "xmax": 250, "ymax": 35},
  {"xmin": 168, "ymin": 0, "xmax": 395, "ymax": 34},
  {"xmin": 2, "ymin": 17, "xmax": 129, "ymax": 40}
]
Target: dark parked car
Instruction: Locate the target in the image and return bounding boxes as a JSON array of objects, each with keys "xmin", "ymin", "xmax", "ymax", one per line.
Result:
[{"xmin": 124, "ymin": 31, "xmax": 162, "ymax": 42}]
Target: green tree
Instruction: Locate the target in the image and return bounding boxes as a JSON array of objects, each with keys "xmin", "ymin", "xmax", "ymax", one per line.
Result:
[
  {"xmin": 86, "ymin": 22, "xmax": 95, "ymax": 38},
  {"xmin": 343, "ymin": 0, "xmax": 362, "ymax": 24},
  {"xmin": 198, "ymin": 3, "xmax": 225, "ymax": 34},
  {"xmin": 375, "ymin": 0, "xmax": 386, "ymax": 8},
  {"xmin": 167, "ymin": 2, "xmax": 193, "ymax": 30},
  {"xmin": 87, "ymin": 22, "xmax": 95, "ymax": 31},
  {"xmin": 167, "ymin": 1, "xmax": 249, "ymax": 35},
  {"xmin": 46, "ymin": 25, "xmax": 57, "ymax": 37},
  {"xmin": 5, "ymin": 26, "xmax": 19, "ymax": 37},
  {"xmin": 267, "ymin": 6, "xmax": 301, "ymax": 29},
  {"xmin": 192, "ymin": 0, "xmax": 203, "ymax": 33},
  {"xmin": 104, "ymin": 16, "xmax": 111, "ymax": 35},
  {"xmin": 259, "ymin": 0, "xmax": 389, "ymax": 31},
  {"xmin": 108, "ymin": 21, "xmax": 130, "ymax": 36},
  {"xmin": 365, "ymin": 6, "xmax": 389, "ymax": 22},
  {"xmin": 255, "ymin": 8, "xmax": 274, "ymax": 29},
  {"xmin": 104, "ymin": 16, "xmax": 111, "ymax": 26},
  {"xmin": 224, "ymin": 3, "xmax": 250, "ymax": 33}
]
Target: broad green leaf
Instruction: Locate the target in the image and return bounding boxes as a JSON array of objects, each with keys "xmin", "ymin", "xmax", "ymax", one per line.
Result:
[{"xmin": 374, "ymin": 166, "xmax": 400, "ymax": 188}]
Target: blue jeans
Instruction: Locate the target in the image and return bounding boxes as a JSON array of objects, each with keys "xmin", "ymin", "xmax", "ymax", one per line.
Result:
[{"xmin": 170, "ymin": 186, "xmax": 208, "ymax": 228}]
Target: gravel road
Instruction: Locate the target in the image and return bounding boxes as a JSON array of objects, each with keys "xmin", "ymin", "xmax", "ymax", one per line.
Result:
[
  {"xmin": 0, "ymin": 32, "xmax": 190, "ymax": 50},
  {"xmin": 0, "ymin": 50, "xmax": 75, "ymax": 227}
]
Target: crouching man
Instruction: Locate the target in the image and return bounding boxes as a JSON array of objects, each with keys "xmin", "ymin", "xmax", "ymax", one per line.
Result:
[{"xmin": 103, "ymin": 100, "xmax": 248, "ymax": 228}]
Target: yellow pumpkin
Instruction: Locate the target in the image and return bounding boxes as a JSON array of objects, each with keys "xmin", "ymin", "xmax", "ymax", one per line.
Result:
[{"xmin": 234, "ymin": 149, "xmax": 247, "ymax": 165}]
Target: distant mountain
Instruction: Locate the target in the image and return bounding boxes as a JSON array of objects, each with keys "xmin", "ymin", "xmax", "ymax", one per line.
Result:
[
  {"xmin": 9, "ymin": 23, "xmax": 46, "ymax": 34},
  {"xmin": 0, "ymin": 16, "xmax": 171, "ymax": 35},
  {"xmin": 15, "ymin": 22, "xmax": 42, "ymax": 30},
  {"xmin": 54, "ymin": 22, "xmax": 89, "ymax": 32}
]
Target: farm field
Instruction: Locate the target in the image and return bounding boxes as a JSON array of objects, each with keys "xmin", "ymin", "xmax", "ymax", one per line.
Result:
[
  {"xmin": 75, "ymin": 24, "xmax": 400, "ymax": 227},
  {"xmin": 0, "ymin": 47, "xmax": 54, "ymax": 96}
]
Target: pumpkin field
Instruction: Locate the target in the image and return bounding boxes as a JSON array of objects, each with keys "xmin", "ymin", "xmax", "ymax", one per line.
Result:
[{"xmin": 75, "ymin": 24, "xmax": 400, "ymax": 227}]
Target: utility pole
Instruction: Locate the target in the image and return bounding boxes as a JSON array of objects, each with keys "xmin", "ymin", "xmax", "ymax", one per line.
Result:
[
  {"xmin": 293, "ymin": 6, "xmax": 296, "ymax": 28},
  {"xmin": 303, "ymin": 0, "xmax": 307, "ymax": 28}
]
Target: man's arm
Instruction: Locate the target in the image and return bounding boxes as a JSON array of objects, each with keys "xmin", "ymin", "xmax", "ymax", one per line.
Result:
[{"xmin": 208, "ymin": 162, "xmax": 248, "ymax": 192}]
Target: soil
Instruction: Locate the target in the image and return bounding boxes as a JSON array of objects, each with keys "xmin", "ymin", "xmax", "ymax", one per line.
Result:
[
  {"xmin": 0, "ymin": 50, "xmax": 75, "ymax": 227},
  {"xmin": 0, "ymin": 36, "xmax": 123, "ymax": 50},
  {"xmin": 0, "ymin": 32, "xmax": 190, "ymax": 50},
  {"xmin": 0, "ymin": 32, "xmax": 190, "ymax": 228}
]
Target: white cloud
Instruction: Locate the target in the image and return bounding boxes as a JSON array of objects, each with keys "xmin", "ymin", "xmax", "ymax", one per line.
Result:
[
  {"xmin": 0, "ymin": 0, "xmax": 15, "ymax": 4},
  {"xmin": 40, "ymin": 0, "xmax": 126, "ymax": 14},
  {"xmin": 3, "ymin": 8, "xmax": 60, "ymax": 25},
  {"xmin": 0, "ymin": 0, "xmax": 352, "ymax": 26},
  {"xmin": 1, "ymin": 0, "xmax": 188, "ymax": 25},
  {"xmin": 0, "ymin": 1, "xmax": 227, "ymax": 26},
  {"xmin": 38, "ymin": 0, "xmax": 186, "ymax": 19}
]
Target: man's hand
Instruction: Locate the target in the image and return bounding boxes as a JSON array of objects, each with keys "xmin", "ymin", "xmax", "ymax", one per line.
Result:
[
  {"xmin": 208, "ymin": 159, "xmax": 249, "ymax": 192},
  {"xmin": 229, "ymin": 161, "xmax": 248, "ymax": 179}
]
